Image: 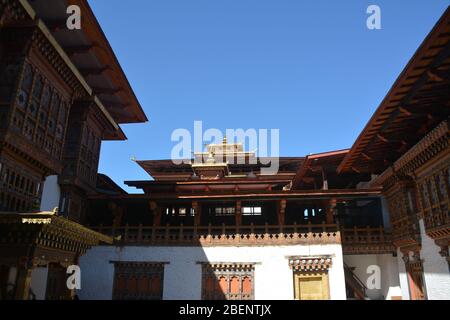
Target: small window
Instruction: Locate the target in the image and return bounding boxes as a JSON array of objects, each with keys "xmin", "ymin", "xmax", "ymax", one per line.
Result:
[
  {"xmin": 201, "ymin": 263, "xmax": 255, "ymax": 300},
  {"xmin": 242, "ymin": 207, "xmax": 262, "ymax": 216},
  {"xmin": 179, "ymin": 208, "xmax": 186, "ymax": 216},
  {"xmin": 213, "ymin": 207, "xmax": 235, "ymax": 216}
]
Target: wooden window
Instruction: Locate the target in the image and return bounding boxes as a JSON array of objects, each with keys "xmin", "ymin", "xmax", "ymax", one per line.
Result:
[
  {"xmin": 112, "ymin": 262, "xmax": 165, "ymax": 300},
  {"xmin": 294, "ymin": 272, "xmax": 330, "ymax": 300},
  {"xmin": 201, "ymin": 263, "xmax": 255, "ymax": 300},
  {"xmin": 289, "ymin": 256, "xmax": 332, "ymax": 300}
]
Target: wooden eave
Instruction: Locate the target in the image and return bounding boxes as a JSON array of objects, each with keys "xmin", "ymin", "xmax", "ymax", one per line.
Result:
[
  {"xmin": 292, "ymin": 149, "xmax": 349, "ymax": 188},
  {"xmin": 337, "ymin": 7, "xmax": 450, "ymax": 175},
  {"xmin": 88, "ymin": 188, "xmax": 382, "ymax": 201},
  {"xmin": 0, "ymin": 211, "xmax": 113, "ymax": 245},
  {"xmin": 27, "ymin": 0, "xmax": 148, "ymax": 124}
]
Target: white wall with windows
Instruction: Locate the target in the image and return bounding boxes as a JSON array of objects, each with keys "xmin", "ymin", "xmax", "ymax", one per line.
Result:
[{"xmin": 78, "ymin": 244, "xmax": 346, "ymax": 300}]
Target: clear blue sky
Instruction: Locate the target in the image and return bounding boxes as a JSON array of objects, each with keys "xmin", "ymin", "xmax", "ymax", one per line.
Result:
[{"xmin": 88, "ymin": 0, "xmax": 449, "ymax": 193}]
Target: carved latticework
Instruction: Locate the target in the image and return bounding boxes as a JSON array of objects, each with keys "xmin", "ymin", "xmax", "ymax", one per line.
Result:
[
  {"xmin": 112, "ymin": 262, "xmax": 165, "ymax": 300},
  {"xmin": 201, "ymin": 263, "xmax": 255, "ymax": 300},
  {"xmin": 417, "ymin": 164, "xmax": 450, "ymax": 242},
  {"xmin": 0, "ymin": 212, "xmax": 112, "ymax": 266},
  {"xmin": 385, "ymin": 180, "xmax": 421, "ymax": 248}
]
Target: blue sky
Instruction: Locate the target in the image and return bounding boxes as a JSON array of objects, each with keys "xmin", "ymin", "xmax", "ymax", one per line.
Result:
[{"xmin": 88, "ymin": 0, "xmax": 449, "ymax": 193}]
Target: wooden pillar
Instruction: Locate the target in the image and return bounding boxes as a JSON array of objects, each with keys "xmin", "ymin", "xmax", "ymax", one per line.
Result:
[
  {"xmin": 150, "ymin": 201, "xmax": 162, "ymax": 227},
  {"xmin": 193, "ymin": 201, "xmax": 201, "ymax": 226},
  {"xmin": 110, "ymin": 202, "xmax": 123, "ymax": 228},
  {"xmin": 235, "ymin": 200, "xmax": 242, "ymax": 226},
  {"xmin": 326, "ymin": 207, "xmax": 334, "ymax": 224},
  {"xmin": 14, "ymin": 264, "xmax": 33, "ymax": 300},
  {"xmin": 322, "ymin": 168, "xmax": 328, "ymax": 190},
  {"xmin": 278, "ymin": 199, "xmax": 286, "ymax": 226}
]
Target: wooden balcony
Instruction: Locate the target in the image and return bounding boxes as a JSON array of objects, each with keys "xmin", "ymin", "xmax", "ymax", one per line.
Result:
[
  {"xmin": 391, "ymin": 215, "xmax": 421, "ymax": 248},
  {"xmin": 341, "ymin": 226, "xmax": 395, "ymax": 255},
  {"xmin": 90, "ymin": 223, "xmax": 341, "ymax": 247}
]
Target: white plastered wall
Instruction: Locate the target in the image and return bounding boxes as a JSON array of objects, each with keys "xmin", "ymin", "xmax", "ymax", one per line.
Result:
[
  {"xmin": 344, "ymin": 254, "xmax": 401, "ymax": 300},
  {"xmin": 78, "ymin": 244, "xmax": 347, "ymax": 300},
  {"xmin": 418, "ymin": 219, "xmax": 450, "ymax": 300},
  {"xmin": 30, "ymin": 266, "xmax": 48, "ymax": 300},
  {"xmin": 39, "ymin": 175, "xmax": 60, "ymax": 212}
]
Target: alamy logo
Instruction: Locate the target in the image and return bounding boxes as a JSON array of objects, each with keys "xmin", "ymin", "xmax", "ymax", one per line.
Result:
[
  {"xmin": 366, "ymin": 265, "xmax": 381, "ymax": 290},
  {"xmin": 366, "ymin": 5, "xmax": 381, "ymax": 30},
  {"xmin": 171, "ymin": 121, "xmax": 280, "ymax": 175},
  {"xmin": 66, "ymin": 265, "xmax": 81, "ymax": 290},
  {"xmin": 66, "ymin": 5, "xmax": 81, "ymax": 30}
]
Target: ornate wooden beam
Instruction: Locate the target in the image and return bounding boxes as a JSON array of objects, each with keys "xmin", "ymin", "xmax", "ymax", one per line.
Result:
[
  {"xmin": 78, "ymin": 66, "xmax": 111, "ymax": 77},
  {"xmin": 91, "ymin": 87, "xmax": 123, "ymax": 95},
  {"xmin": 64, "ymin": 44, "xmax": 97, "ymax": 56}
]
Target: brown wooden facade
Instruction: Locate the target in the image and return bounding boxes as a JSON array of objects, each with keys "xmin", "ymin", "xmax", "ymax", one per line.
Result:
[{"xmin": 0, "ymin": 0, "xmax": 146, "ymax": 300}]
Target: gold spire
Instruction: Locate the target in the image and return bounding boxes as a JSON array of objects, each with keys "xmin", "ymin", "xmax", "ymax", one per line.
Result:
[{"xmin": 223, "ymin": 136, "xmax": 227, "ymax": 144}]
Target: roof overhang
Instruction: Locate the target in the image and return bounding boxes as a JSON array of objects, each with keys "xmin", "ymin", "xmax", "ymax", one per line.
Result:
[
  {"xmin": 338, "ymin": 7, "xmax": 450, "ymax": 174},
  {"xmin": 26, "ymin": 0, "xmax": 148, "ymax": 124}
]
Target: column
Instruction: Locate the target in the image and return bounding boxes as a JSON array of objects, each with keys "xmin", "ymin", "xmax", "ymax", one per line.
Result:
[
  {"xmin": 150, "ymin": 201, "xmax": 161, "ymax": 226},
  {"xmin": 235, "ymin": 200, "xmax": 242, "ymax": 226},
  {"xmin": 278, "ymin": 199, "xmax": 286, "ymax": 226},
  {"xmin": 193, "ymin": 201, "xmax": 201, "ymax": 226},
  {"xmin": 14, "ymin": 261, "xmax": 33, "ymax": 300}
]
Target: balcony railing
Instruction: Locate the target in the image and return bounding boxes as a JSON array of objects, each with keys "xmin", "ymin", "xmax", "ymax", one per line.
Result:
[
  {"xmin": 89, "ymin": 223, "xmax": 394, "ymax": 253},
  {"xmin": 90, "ymin": 223, "xmax": 340, "ymax": 246},
  {"xmin": 341, "ymin": 226, "xmax": 395, "ymax": 254}
]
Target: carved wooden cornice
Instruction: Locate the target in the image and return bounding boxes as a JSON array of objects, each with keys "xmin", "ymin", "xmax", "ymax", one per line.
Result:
[
  {"xmin": 288, "ymin": 256, "xmax": 333, "ymax": 272},
  {"xmin": 372, "ymin": 120, "xmax": 449, "ymax": 188},
  {"xmin": 0, "ymin": 212, "xmax": 112, "ymax": 256},
  {"xmin": 200, "ymin": 263, "xmax": 256, "ymax": 272},
  {"xmin": 0, "ymin": 0, "xmax": 29, "ymax": 22},
  {"xmin": 110, "ymin": 261, "xmax": 168, "ymax": 268}
]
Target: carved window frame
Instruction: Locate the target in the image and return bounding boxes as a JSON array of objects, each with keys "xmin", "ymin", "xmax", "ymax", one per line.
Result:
[
  {"xmin": 200, "ymin": 263, "xmax": 255, "ymax": 300},
  {"xmin": 111, "ymin": 261, "xmax": 167, "ymax": 300}
]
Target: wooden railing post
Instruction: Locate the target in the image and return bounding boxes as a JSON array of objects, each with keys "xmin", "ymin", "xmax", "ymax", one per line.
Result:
[
  {"xmin": 151, "ymin": 224, "xmax": 156, "ymax": 243},
  {"xmin": 193, "ymin": 223, "xmax": 198, "ymax": 239},
  {"xmin": 137, "ymin": 224, "xmax": 143, "ymax": 242},
  {"xmin": 379, "ymin": 226, "xmax": 384, "ymax": 241},
  {"xmin": 179, "ymin": 223, "xmax": 184, "ymax": 241},
  {"xmin": 124, "ymin": 224, "xmax": 129, "ymax": 242},
  {"xmin": 165, "ymin": 223, "xmax": 170, "ymax": 244}
]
